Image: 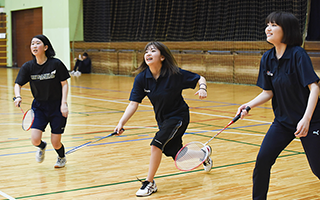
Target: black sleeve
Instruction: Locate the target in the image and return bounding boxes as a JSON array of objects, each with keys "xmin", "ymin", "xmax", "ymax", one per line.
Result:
[
  {"xmin": 15, "ymin": 62, "xmax": 31, "ymax": 86},
  {"xmin": 56, "ymin": 59, "xmax": 70, "ymax": 81}
]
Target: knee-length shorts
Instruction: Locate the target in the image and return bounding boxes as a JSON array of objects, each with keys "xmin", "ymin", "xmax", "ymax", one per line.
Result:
[
  {"xmin": 150, "ymin": 115, "xmax": 189, "ymax": 159},
  {"xmin": 31, "ymin": 99, "xmax": 67, "ymax": 134}
]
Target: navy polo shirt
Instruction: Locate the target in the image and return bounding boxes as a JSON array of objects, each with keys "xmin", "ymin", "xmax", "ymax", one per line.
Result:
[
  {"xmin": 129, "ymin": 67, "xmax": 200, "ymax": 125},
  {"xmin": 257, "ymin": 45, "xmax": 320, "ymax": 130}
]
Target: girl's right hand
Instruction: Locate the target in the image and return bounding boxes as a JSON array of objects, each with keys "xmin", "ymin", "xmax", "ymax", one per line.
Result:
[
  {"xmin": 13, "ymin": 97, "xmax": 22, "ymax": 107},
  {"xmin": 237, "ymin": 104, "xmax": 250, "ymax": 119},
  {"xmin": 114, "ymin": 124, "xmax": 125, "ymax": 135}
]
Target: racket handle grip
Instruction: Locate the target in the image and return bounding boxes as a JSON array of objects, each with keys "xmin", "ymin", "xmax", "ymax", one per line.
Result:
[{"xmin": 232, "ymin": 106, "xmax": 251, "ymax": 122}]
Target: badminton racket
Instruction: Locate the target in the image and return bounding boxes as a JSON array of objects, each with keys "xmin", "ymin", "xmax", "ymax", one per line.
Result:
[
  {"xmin": 66, "ymin": 129, "xmax": 123, "ymax": 155},
  {"xmin": 13, "ymin": 98, "xmax": 35, "ymax": 131},
  {"xmin": 175, "ymin": 106, "xmax": 251, "ymax": 171},
  {"xmin": 21, "ymin": 108, "xmax": 35, "ymax": 131}
]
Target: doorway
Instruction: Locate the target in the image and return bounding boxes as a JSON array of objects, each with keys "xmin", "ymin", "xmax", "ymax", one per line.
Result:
[{"xmin": 12, "ymin": 7, "xmax": 42, "ymax": 67}]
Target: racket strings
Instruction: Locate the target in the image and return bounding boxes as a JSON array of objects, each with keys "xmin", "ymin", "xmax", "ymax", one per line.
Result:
[
  {"xmin": 22, "ymin": 110, "xmax": 34, "ymax": 131},
  {"xmin": 175, "ymin": 142, "xmax": 207, "ymax": 171}
]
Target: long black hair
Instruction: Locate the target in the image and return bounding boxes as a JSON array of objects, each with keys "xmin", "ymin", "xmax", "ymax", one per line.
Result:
[
  {"xmin": 265, "ymin": 11, "xmax": 302, "ymax": 46},
  {"xmin": 135, "ymin": 41, "xmax": 180, "ymax": 76},
  {"xmin": 33, "ymin": 35, "xmax": 56, "ymax": 58}
]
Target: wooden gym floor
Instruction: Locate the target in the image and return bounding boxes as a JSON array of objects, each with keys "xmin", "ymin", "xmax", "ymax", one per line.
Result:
[{"xmin": 0, "ymin": 68, "xmax": 319, "ymax": 200}]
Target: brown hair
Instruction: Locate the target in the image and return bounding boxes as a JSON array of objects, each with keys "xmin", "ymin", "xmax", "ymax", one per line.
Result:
[{"xmin": 135, "ymin": 41, "xmax": 180, "ymax": 76}]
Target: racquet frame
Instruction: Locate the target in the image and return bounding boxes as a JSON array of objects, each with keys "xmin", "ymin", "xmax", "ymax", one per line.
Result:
[
  {"xmin": 175, "ymin": 106, "xmax": 251, "ymax": 171},
  {"xmin": 22, "ymin": 108, "xmax": 35, "ymax": 131},
  {"xmin": 13, "ymin": 98, "xmax": 35, "ymax": 131}
]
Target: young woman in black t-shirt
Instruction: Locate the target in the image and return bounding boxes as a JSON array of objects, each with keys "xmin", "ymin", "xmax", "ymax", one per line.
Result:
[{"xmin": 14, "ymin": 35, "xmax": 70, "ymax": 168}]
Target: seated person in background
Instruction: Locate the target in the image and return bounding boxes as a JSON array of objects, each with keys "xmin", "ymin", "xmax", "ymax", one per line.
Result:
[{"xmin": 70, "ymin": 52, "xmax": 91, "ymax": 75}]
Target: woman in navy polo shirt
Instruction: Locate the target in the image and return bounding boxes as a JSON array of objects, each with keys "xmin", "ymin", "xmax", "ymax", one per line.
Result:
[
  {"xmin": 237, "ymin": 12, "xmax": 320, "ymax": 199},
  {"xmin": 114, "ymin": 41, "xmax": 209, "ymax": 197}
]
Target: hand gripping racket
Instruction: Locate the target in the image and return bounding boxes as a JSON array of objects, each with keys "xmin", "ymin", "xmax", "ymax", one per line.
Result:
[
  {"xmin": 66, "ymin": 129, "xmax": 124, "ymax": 155},
  {"xmin": 175, "ymin": 106, "xmax": 251, "ymax": 171}
]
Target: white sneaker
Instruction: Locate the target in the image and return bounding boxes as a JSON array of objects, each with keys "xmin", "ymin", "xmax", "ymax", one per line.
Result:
[
  {"xmin": 74, "ymin": 71, "xmax": 81, "ymax": 76},
  {"xmin": 202, "ymin": 145, "xmax": 213, "ymax": 172},
  {"xmin": 203, "ymin": 145, "xmax": 212, "ymax": 157},
  {"xmin": 36, "ymin": 141, "xmax": 47, "ymax": 163},
  {"xmin": 54, "ymin": 156, "xmax": 67, "ymax": 168},
  {"xmin": 200, "ymin": 145, "xmax": 212, "ymax": 160},
  {"xmin": 203, "ymin": 157, "xmax": 213, "ymax": 172},
  {"xmin": 136, "ymin": 180, "xmax": 157, "ymax": 197}
]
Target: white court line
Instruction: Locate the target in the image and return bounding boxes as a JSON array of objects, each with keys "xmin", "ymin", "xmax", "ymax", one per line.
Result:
[
  {"xmin": 2, "ymin": 86, "xmax": 271, "ymax": 124},
  {"xmin": 71, "ymin": 95, "xmax": 134, "ymax": 106},
  {"xmin": 222, "ymin": 131, "xmax": 301, "ymax": 142},
  {"xmin": 0, "ymin": 123, "xmax": 300, "ymax": 142},
  {"xmin": 71, "ymin": 95, "xmax": 272, "ymax": 124},
  {"xmin": 0, "ymin": 190, "xmax": 16, "ymax": 200},
  {"xmin": 186, "ymin": 129, "xmax": 301, "ymax": 142},
  {"xmin": 189, "ymin": 111, "xmax": 271, "ymax": 124}
]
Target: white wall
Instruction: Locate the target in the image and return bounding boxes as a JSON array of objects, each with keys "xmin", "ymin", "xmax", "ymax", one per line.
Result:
[{"xmin": 5, "ymin": 0, "xmax": 75, "ymax": 69}]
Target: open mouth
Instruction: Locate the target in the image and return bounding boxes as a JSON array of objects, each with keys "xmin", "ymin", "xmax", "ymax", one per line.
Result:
[{"xmin": 266, "ymin": 33, "xmax": 272, "ymax": 37}]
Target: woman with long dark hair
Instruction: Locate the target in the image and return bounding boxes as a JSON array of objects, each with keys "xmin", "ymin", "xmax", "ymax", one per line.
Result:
[{"xmin": 114, "ymin": 41, "xmax": 210, "ymax": 197}]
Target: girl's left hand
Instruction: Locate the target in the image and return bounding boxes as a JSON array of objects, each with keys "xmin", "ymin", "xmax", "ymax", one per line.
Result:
[
  {"xmin": 294, "ymin": 117, "xmax": 310, "ymax": 137},
  {"xmin": 195, "ymin": 89, "xmax": 207, "ymax": 99},
  {"xmin": 61, "ymin": 103, "xmax": 69, "ymax": 118}
]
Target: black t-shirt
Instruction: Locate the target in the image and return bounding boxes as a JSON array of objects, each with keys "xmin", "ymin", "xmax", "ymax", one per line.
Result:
[
  {"xmin": 15, "ymin": 58, "xmax": 70, "ymax": 101},
  {"xmin": 257, "ymin": 45, "xmax": 320, "ymax": 130},
  {"xmin": 129, "ymin": 67, "xmax": 200, "ymax": 125}
]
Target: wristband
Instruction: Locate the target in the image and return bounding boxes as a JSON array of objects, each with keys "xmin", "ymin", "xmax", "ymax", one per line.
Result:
[
  {"xmin": 13, "ymin": 96, "xmax": 22, "ymax": 101},
  {"xmin": 199, "ymin": 88, "xmax": 207, "ymax": 92},
  {"xmin": 199, "ymin": 83, "xmax": 207, "ymax": 89}
]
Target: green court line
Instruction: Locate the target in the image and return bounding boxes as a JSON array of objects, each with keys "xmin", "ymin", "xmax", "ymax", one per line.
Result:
[
  {"xmin": 189, "ymin": 123, "xmax": 305, "ymax": 155},
  {"xmin": 13, "ymin": 153, "xmax": 300, "ymax": 199},
  {"xmin": 215, "ymin": 137, "xmax": 305, "ymax": 155},
  {"xmin": 0, "ymin": 127, "xmax": 304, "ymax": 156},
  {"xmin": 193, "ymin": 122, "xmax": 269, "ymax": 135},
  {"xmin": 193, "ymin": 132, "xmax": 305, "ymax": 155}
]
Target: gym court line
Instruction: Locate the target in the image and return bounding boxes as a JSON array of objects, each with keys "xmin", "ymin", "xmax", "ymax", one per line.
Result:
[{"xmin": 9, "ymin": 152, "xmax": 301, "ymax": 200}]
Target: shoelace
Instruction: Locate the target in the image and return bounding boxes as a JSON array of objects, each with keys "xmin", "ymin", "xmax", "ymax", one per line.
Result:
[
  {"xmin": 203, "ymin": 158, "xmax": 211, "ymax": 166},
  {"xmin": 57, "ymin": 157, "xmax": 66, "ymax": 163},
  {"xmin": 136, "ymin": 177, "xmax": 151, "ymax": 189}
]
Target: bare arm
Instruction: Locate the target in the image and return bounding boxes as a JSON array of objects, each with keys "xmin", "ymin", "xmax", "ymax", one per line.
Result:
[
  {"xmin": 60, "ymin": 80, "xmax": 69, "ymax": 117},
  {"xmin": 294, "ymin": 82, "xmax": 320, "ymax": 137},
  {"xmin": 195, "ymin": 76, "xmax": 207, "ymax": 99},
  {"xmin": 14, "ymin": 83, "xmax": 22, "ymax": 107},
  {"xmin": 114, "ymin": 101, "xmax": 139, "ymax": 135},
  {"xmin": 237, "ymin": 90, "xmax": 274, "ymax": 118}
]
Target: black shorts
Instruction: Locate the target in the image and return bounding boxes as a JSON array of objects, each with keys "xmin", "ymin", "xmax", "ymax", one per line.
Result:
[
  {"xmin": 151, "ymin": 115, "xmax": 189, "ymax": 159},
  {"xmin": 31, "ymin": 99, "xmax": 67, "ymax": 134}
]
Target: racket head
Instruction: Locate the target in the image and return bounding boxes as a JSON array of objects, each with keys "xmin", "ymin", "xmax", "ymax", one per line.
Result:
[
  {"xmin": 175, "ymin": 141, "xmax": 208, "ymax": 171},
  {"xmin": 22, "ymin": 109, "xmax": 34, "ymax": 131}
]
